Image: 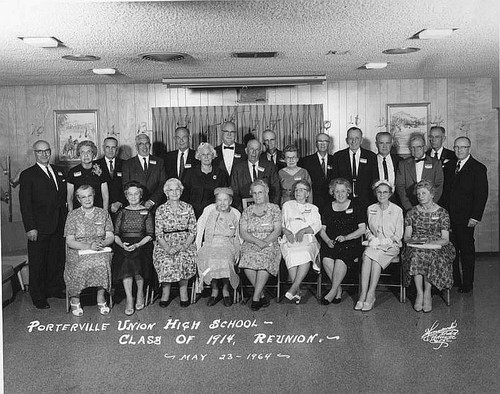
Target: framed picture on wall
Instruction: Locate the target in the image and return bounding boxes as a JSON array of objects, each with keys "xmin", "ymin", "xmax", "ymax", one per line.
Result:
[
  {"xmin": 54, "ymin": 110, "xmax": 98, "ymax": 163},
  {"xmin": 386, "ymin": 103, "xmax": 430, "ymax": 156}
]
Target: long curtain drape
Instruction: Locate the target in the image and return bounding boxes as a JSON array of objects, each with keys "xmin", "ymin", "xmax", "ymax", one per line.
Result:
[{"xmin": 152, "ymin": 104, "xmax": 324, "ymax": 156}]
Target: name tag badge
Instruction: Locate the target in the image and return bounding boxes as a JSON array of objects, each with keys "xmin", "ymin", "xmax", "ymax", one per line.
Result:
[
  {"xmin": 443, "ymin": 159, "xmax": 449, "ymax": 164},
  {"xmin": 304, "ymin": 208, "xmax": 312, "ymax": 213},
  {"xmin": 74, "ymin": 171, "xmax": 82, "ymax": 177},
  {"xmin": 327, "ymin": 165, "xmax": 332, "ymax": 170},
  {"xmin": 94, "ymin": 221, "xmax": 103, "ymax": 225},
  {"xmin": 57, "ymin": 171, "xmax": 63, "ymax": 176},
  {"xmin": 294, "ymin": 177, "xmax": 302, "ymax": 181},
  {"xmin": 149, "ymin": 160, "xmax": 157, "ymax": 165},
  {"xmin": 431, "ymin": 216, "xmax": 439, "ymax": 220},
  {"xmin": 185, "ymin": 164, "xmax": 192, "ymax": 168},
  {"xmin": 261, "ymin": 222, "xmax": 271, "ymax": 226},
  {"xmin": 116, "ymin": 172, "xmax": 122, "ymax": 177},
  {"xmin": 229, "ymin": 224, "xmax": 236, "ymax": 230},
  {"xmin": 140, "ymin": 210, "xmax": 148, "ymax": 215},
  {"xmin": 369, "ymin": 209, "xmax": 377, "ymax": 215},
  {"xmin": 359, "ymin": 158, "xmax": 367, "ymax": 164},
  {"xmin": 179, "ymin": 211, "xmax": 188, "ymax": 215},
  {"xmin": 234, "ymin": 154, "xmax": 241, "ymax": 158},
  {"xmin": 346, "ymin": 208, "xmax": 353, "ymax": 214},
  {"xmin": 258, "ymin": 166, "xmax": 265, "ymax": 172},
  {"xmin": 425, "ymin": 164, "xmax": 432, "ymax": 169}
]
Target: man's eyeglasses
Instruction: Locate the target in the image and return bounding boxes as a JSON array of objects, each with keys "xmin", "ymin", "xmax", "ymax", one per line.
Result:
[
  {"xmin": 34, "ymin": 149, "xmax": 51, "ymax": 155},
  {"xmin": 453, "ymin": 146, "xmax": 470, "ymax": 150}
]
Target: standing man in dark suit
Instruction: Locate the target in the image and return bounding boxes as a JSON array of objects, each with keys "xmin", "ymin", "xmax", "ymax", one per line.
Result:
[
  {"xmin": 260, "ymin": 129, "xmax": 285, "ymax": 170},
  {"xmin": 426, "ymin": 126, "xmax": 457, "ymax": 210},
  {"xmin": 95, "ymin": 137, "xmax": 125, "ymax": 216},
  {"xmin": 448, "ymin": 136, "xmax": 488, "ymax": 293},
  {"xmin": 331, "ymin": 127, "xmax": 377, "ymax": 210},
  {"xmin": 396, "ymin": 134, "xmax": 443, "ymax": 212},
  {"xmin": 375, "ymin": 131, "xmax": 401, "ymax": 205},
  {"xmin": 230, "ymin": 139, "xmax": 280, "ymax": 211},
  {"xmin": 298, "ymin": 132, "xmax": 334, "ymax": 209},
  {"xmin": 163, "ymin": 126, "xmax": 199, "ymax": 181},
  {"xmin": 213, "ymin": 121, "xmax": 247, "ymax": 180},
  {"xmin": 19, "ymin": 140, "xmax": 67, "ymax": 309},
  {"xmin": 122, "ymin": 133, "xmax": 166, "ymax": 209}
]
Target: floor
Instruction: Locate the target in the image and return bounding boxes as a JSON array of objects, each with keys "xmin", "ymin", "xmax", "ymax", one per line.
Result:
[{"xmin": 2, "ymin": 255, "xmax": 500, "ymax": 394}]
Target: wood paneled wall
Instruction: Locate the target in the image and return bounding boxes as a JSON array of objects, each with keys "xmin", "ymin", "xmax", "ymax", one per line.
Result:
[{"xmin": 1, "ymin": 78, "xmax": 498, "ymax": 252}]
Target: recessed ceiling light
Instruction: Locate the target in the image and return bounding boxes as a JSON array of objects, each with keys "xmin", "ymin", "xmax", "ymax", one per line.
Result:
[
  {"xmin": 359, "ymin": 62, "xmax": 388, "ymax": 70},
  {"xmin": 411, "ymin": 28, "xmax": 457, "ymax": 40},
  {"xmin": 139, "ymin": 52, "xmax": 189, "ymax": 62},
  {"xmin": 383, "ymin": 47, "xmax": 420, "ymax": 55},
  {"xmin": 19, "ymin": 36, "xmax": 62, "ymax": 48},
  {"xmin": 92, "ymin": 68, "xmax": 116, "ymax": 75},
  {"xmin": 62, "ymin": 54, "xmax": 101, "ymax": 62}
]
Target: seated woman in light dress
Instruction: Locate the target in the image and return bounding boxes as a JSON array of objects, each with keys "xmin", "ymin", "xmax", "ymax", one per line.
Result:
[
  {"xmin": 239, "ymin": 180, "xmax": 282, "ymax": 311},
  {"xmin": 278, "ymin": 144, "xmax": 312, "ymax": 206},
  {"xmin": 64, "ymin": 185, "xmax": 114, "ymax": 316},
  {"xmin": 153, "ymin": 178, "xmax": 197, "ymax": 308},
  {"xmin": 356, "ymin": 180, "xmax": 403, "ymax": 312},
  {"xmin": 280, "ymin": 180, "xmax": 321, "ymax": 304},
  {"xmin": 195, "ymin": 187, "xmax": 241, "ymax": 307},
  {"xmin": 403, "ymin": 180, "xmax": 455, "ymax": 313}
]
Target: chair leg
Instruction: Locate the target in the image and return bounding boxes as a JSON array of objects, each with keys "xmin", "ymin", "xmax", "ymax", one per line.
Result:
[
  {"xmin": 65, "ymin": 289, "xmax": 69, "ymax": 313},
  {"xmin": 444, "ymin": 288, "xmax": 451, "ymax": 306}
]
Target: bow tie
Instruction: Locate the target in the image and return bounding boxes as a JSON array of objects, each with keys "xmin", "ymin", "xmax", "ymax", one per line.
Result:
[
  {"xmin": 224, "ymin": 146, "xmax": 234, "ymax": 150},
  {"xmin": 415, "ymin": 158, "xmax": 426, "ymax": 163}
]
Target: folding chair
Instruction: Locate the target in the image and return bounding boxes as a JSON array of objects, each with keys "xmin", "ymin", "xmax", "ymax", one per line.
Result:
[{"xmin": 375, "ymin": 255, "xmax": 406, "ymax": 303}]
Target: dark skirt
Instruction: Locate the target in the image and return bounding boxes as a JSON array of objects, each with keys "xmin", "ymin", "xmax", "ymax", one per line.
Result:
[{"xmin": 112, "ymin": 236, "xmax": 153, "ymax": 282}]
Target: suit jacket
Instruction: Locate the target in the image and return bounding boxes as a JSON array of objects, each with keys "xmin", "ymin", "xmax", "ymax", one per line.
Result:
[
  {"xmin": 331, "ymin": 147, "xmax": 378, "ymax": 209},
  {"xmin": 122, "ymin": 155, "xmax": 166, "ymax": 205},
  {"xmin": 163, "ymin": 148, "xmax": 199, "ymax": 180},
  {"xmin": 95, "ymin": 157, "xmax": 126, "ymax": 206},
  {"xmin": 426, "ymin": 147, "xmax": 457, "ymax": 209},
  {"xmin": 230, "ymin": 160, "xmax": 280, "ymax": 211},
  {"xmin": 396, "ymin": 155, "xmax": 444, "ymax": 211},
  {"xmin": 448, "ymin": 156, "xmax": 488, "ymax": 225},
  {"xmin": 213, "ymin": 143, "xmax": 247, "ymax": 180},
  {"xmin": 298, "ymin": 152, "xmax": 335, "ymax": 210},
  {"xmin": 19, "ymin": 164, "xmax": 67, "ymax": 234},
  {"xmin": 375, "ymin": 153, "xmax": 401, "ymax": 206},
  {"xmin": 260, "ymin": 149, "xmax": 286, "ymax": 170}
]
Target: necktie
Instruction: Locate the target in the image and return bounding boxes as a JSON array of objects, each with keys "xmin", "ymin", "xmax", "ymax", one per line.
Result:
[
  {"xmin": 321, "ymin": 157, "xmax": 327, "ymax": 177},
  {"xmin": 352, "ymin": 152, "xmax": 357, "ymax": 178},
  {"xmin": 45, "ymin": 166, "xmax": 58, "ymax": 190},
  {"xmin": 433, "ymin": 150, "xmax": 439, "ymax": 160},
  {"xmin": 143, "ymin": 157, "xmax": 148, "ymax": 172},
  {"xmin": 224, "ymin": 146, "xmax": 234, "ymax": 150},
  {"xmin": 109, "ymin": 160, "xmax": 114, "ymax": 179},
  {"xmin": 455, "ymin": 160, "xmax": 461, "ymax": 174},
  {"xmin": 382, "ymin": 157, "xmax": 389, "ymax": 180},
  {"xmin": 179, "ymin": 152, "xmax": 185, "ymax": 178},
  {"xmin": 252, "ymin": 164, "xmax": 257, "ymax": 182}
]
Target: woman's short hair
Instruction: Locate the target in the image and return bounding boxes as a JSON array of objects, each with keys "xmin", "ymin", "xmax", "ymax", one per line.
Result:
[
  {"xmin": 328, "ymin": 178, "xmax": 352, "ymax": 195},
  {"xmin": 291, "ymin": 179, "xmax": 311, "ymax": 198},
  {"xmin": 250, "ymin": 179, "xmax": 269, "ymax": 194},
  {"xmin": 163, "ymin": 178, "xmax": 184, "ymax": 194},
  {"xmin": 123, "ymin": 180, "xmax": 144, "ymax": 198},
  {"xmin": 372, "ymin": 179, "xmax": 394, "ymax": 196},
  {"xmin": 75, "ymin": 184, "xmax": 95, "ymax": 197},
  {"xmin": 414, "ymin": 179, "xmax": 435, "ymax": 196},
  {"xmin": 76, "ymin": 140, "xmax": 98, "ymax": 158},
  {"xmin": 283, "ymin": 144, "xmax": 299, "ymax": 156},
  {"xmin": 214, "ymin": 187, "xmax": 233, "ymax": 197},
  {"xmin": 195, "ymin": 142, "xmax": 217, "ymax": 160}
]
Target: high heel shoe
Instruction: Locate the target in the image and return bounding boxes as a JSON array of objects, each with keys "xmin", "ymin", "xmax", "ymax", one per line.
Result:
[
  {"xmin": 354, "ymin": 301, "xmax": 364, "ymax": 311},
  {"xmin": 70, "ymin": 301, "xmax": 83, "ymax": 317},
  {"xmin": 293, "ymin": 294, "xmax": 301, "ymax": 304},
  {"xmin": 125, "ymin": 305, "xmax": 135, "ymax": 316},
  {"xmin": 250, "ymin": 300, "xmax": 261, "ymax": 311},
  {"xmin": 180, "ymin": 300, "xmax": 190, "ymax": 308},
  {"xmin": 159, "ymin": 299, "xmax": 171, "ymax": 308},
  {"xmin": 414, "ymin": 294, "xmax": 424, "ymax": 312},
  {"xmin": 97, "ymin": 302, "xmax": 110, "ymax": 315},
  {"xmin": 423, "ymin": 294, "xmax": 432, "ymax": 313},
  {"xmin": 285, "ymin": 291, "xmax": 294, "ymax": 301},
  {"xmin": 135, "ymin": 301, "xmax": 145, "ymax": 311},
  {"xmin": 362, "ymin": 298, "xmax": 376, "ymax": 312}
]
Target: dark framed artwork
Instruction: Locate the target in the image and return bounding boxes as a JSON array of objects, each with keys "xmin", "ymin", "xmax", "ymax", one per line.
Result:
[{"xmin": 387, "ymin": 103, "xmax": 430, "ymax": 155}]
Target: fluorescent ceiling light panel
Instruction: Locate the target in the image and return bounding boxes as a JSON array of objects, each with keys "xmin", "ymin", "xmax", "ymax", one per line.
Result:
[
  {"xmin": 414, "ymin": 29, "xmax": 457, "ymax": 39},
  {"xmin": 162, "ymin": 75, "xmax": 326, "ymax": 88},
  {"xmin": 92, "ymin": 68, "xmax": 116, "ymax": 75},
  {"xmin": 363, "ymin": 62, "xmax": 387, "ymax": 69},
  {"xmin": 19, "ymin": 36, "xmax": 61, "ymax": 48}
]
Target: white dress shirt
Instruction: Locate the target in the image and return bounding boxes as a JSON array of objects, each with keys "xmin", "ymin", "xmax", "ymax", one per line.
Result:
[
  {"xmin": 222, "ymin": 144, "xmax": 235, "ymax": 174},
  {"xmin": 377, "ymin": 154, "xmax": 395, "ymax": 186}
]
